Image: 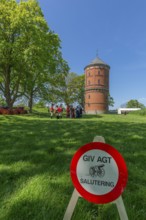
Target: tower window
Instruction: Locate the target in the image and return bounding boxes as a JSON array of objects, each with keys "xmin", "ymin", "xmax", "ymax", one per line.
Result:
[
  {"xmin": 98, "ymin": 71, "xmax": 100, "ymax": 75},
  {"xmin": 88, "ymin": 80, "xmax": 90, "ymax": 85},
  {"xmin": 88, "ymin": 72, "xmax": 90, "ymax": 76},
  {"xmin": 98, "ymin": 79, "xmax": 100, "ymax": 84},
  {"xmin": 88, "ymin": 95, "xmax": 90, "ymax": 99}
]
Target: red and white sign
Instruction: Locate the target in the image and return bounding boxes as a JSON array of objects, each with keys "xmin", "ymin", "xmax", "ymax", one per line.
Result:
[{"xmin": 70, "ymin": 142, "xmax": 128, "ymax": 204}]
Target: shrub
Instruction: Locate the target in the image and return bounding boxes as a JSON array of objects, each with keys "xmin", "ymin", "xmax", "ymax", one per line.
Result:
[
  {"xmin": 0, "ymin": 107, "xmax": 27, "ymax": 115},
  {"xmin": 129, "ymin": 108, "xmax": 146, "ymax": 116}
]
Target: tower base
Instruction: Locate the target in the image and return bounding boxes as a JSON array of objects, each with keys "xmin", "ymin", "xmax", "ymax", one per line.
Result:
[{"xmin": 85, "ymin": 110, "xmax": 107, "ymax": 114}]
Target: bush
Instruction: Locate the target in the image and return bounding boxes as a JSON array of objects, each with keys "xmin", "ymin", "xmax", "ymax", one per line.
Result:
[
  {"xmin": 0, "ymin": 107, "xmax": 28, "ymax": 115},
  {"xmin": 129, "ymin": 108, "xmax": 146, "ymax": 116}
]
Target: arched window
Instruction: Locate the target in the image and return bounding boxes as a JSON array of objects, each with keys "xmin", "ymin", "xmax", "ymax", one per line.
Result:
[
  {"xmin": 98, "ymin": 79, "xmax": 100, "ymax": 85},
  {"xmin": 88, "ymin": 94, "xmax": 90, "ymax": 99},
  {"xmin": 98, "ymin": 71, "xmax": 100, "ymax": 75}
]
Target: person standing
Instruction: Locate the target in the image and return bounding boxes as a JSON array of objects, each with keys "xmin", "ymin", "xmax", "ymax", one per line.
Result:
[
  {"xmin": 55, "ymin": 105, "xmax": 59, "ymax": 119},
  {"xmin": 80, "ymin": 106, "xmax": 83, "ymax": 118},
  {"xmin": 72, "ymin": 106, "xmax": 75, "ymax": 118},
  {"xmin": 66, "ymin": 104, "xmax": 70, "ymax": 118},
  {"xmin": 70, "ymin": 105, "xmax": 75, "ymax": 118},
  {"xmin": 76, "ymin": 106, "xmax": 80, "ymax": 118},
  {"xmin": 59, "ymin": 104, "xmax": 63, "ymax": 118},
  {"xmin": 57, "ymin": 104, "xmax": 63, "ymax": 119},
  {"xmin": 69, "ymin": 105, "xmax": 73, "ymax": 118},
  {"xmin": 50, "ymin": 104, "xmax": 54, "ymax": 119}
]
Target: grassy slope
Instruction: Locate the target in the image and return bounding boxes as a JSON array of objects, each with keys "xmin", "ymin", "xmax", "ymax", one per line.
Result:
[{"xmin": 0, "ymin": 110, "xmax": 146, "ymax": 220}]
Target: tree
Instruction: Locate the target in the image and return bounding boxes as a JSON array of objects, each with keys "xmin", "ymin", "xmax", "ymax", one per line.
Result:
[
  {"xmin": 0, "ymin": 0, "xmax": 68, "ymax": 111},
  {"xmin": 21, "ymin": 35, "xmax": 69, "ymax": 112},
  {"xmin": 34, "ymin": 56, "xmax": 69, "ymax": 107},
  {"xmin": 0, "ymin": 94, "xmax": 6, "ymax": 106},
  {"xmin": 68, "ymin": 74, "xmax": 85, "ymax": 107},
  {"xmin": 126, "ymin": 99, "xmax": 145, "ymax": 109},
  {"xmin": 108, "ymin": 94, "xmax": 114, "ymax": 107},
  {"xmin": 55, "ymin": 72, "xmax": 85, "ymax": 106},
  {"xmin": 61, "ymin": 72, "xmax": 79, "ymax": 105}
]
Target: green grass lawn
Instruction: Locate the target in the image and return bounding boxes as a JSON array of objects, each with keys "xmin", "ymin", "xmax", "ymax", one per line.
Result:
[{"xmin": 0, "ymin": 110, "xmax": 146, "ymax": 220}]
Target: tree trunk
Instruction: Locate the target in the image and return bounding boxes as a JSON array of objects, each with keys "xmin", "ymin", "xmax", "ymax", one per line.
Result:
[
  {"xmin": 28, "ymin": 93, "xmax": 33, "ymax": 113},
  {"xmin": 4, "ymin": 66, "xmax": 13, "ymax": 109}
]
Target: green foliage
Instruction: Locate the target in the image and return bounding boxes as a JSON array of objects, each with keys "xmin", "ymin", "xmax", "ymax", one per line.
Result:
[
  {"xmin": 33, "ymin": 100, "xmax": 46, "ymax": 108},
  {"xmin": 126, "ymin": 99, "xmax": 145, "ymax": 109},
  {"xmin": 0, "ymin": 94, "xmax": 6, "ymax": 106},
  {"xmin": 36, "ymin": 54, "xmax": 69, "ymax": 105},
  {"xmin": 108, "ymin": 94, "xmax": 114, "ymax": 107},
  {"xmin": 69, "ymin": 74, "xmax": 85, "ymax": 106},
  {"xmin": 0, "ymin": 0, "xmax": 69, "ymax": 111},
  {"xmin": 57, "ymin": 72, "xmax": 85, "ymax": 105},
  {"xmin": 129, "ymin": 108, "xmax": 146, "ymax": 116}
]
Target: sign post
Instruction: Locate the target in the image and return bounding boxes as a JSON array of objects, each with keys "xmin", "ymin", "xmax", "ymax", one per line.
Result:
[
  {"xmin": 63, "ymin": 136, "xmax": 128, "ymax": 220},
  {"xmin": 63, "ymin": 189, "xmax": 80, "ymax": 220}
]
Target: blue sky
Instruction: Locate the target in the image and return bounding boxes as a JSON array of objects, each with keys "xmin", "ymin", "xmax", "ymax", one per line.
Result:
[{"xmin": 38, "ymin": 0, "xmax": 146, "ymax": 109}]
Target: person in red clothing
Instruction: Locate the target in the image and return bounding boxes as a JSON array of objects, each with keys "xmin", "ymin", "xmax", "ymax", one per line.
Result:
[
  {"xmin": 59, "ymin": 104, "xmax": 63, "ymax": 118},
  {"xmin": 55, "ymin": 105, "xmax": 59, "ymax": 119},
  {"xmin": 70, "ymin": 106, "xmax": 75, "ymax": 118},
  {"xmin": 66, "ymin": 104, "xmax": 70, "ymax": 118},
  {"xmin": 50, "ymin": 104, "xmax": 54, "ymax": 119},
  {"xmin": 57, "ymin": 104, "xmax": 63, "ymax": 119}
]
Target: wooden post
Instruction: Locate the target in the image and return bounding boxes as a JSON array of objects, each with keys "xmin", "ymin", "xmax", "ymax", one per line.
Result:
[
  {"xmin": 93, "ymin": 136, "xmax": 105, "ymax": 143},
  {"xmin": 114, "ymin": 196, "xmax": 129, "ymax": 220},
  {"xmin": 94, "ymin": 136, "xmax": 128, "ymax": 220},
  {"xmin": 63, "ymin": 189, "xmax": 81, "ymax": 220}
]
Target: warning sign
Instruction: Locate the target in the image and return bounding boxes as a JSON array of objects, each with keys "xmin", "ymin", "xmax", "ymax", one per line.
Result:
[{"xmin": 70, "ymin": 142, "xmax": 128, "ymax": 204}]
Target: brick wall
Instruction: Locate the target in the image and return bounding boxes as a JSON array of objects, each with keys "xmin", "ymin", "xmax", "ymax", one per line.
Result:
[{"xmin": 84, "ymin": 65, "xmax": 109, "ymax": 114}]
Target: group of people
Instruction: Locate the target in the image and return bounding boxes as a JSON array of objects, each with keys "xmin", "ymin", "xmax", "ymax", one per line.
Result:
[
  {"xmin": 49, "ymin": 104, "xmax": 83, "ymax": 119},
  {"xmin": 66, "ymin": 104, "xmax": 82, "ymax": 118},
  {"xmin": 49, "ymin": 104, "xmax": 63, "ymax": 119}
]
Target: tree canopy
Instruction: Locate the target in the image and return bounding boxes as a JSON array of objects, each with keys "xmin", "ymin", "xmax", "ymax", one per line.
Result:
[
  {"xmin": 0, "ymin": 0, "xmax": 69, "ymax": 111},
  {"xmin": 126, "ymin": 99, "xmax": 145, "ymax": 109},
  {"xmin": 108, "ymin": 94, "xmax": 114, "ymax": 107},
  {"xmin": 52, "ymin": 72, "xmax": 85, "ymax": 106}
]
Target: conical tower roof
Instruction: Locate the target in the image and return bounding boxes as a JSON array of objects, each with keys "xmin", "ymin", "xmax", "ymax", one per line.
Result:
[
  {"xmin": 84, "ymin": 56, "xmax": 110, "ymax": 70},
  {"xmin": 91, "ymin": 57, "xmax": 107, "ymax": 65}
]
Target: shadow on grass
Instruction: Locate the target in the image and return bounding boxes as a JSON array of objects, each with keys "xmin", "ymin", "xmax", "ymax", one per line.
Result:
[
  {"xmin": 0, "ymin": 114, "xmax": 146, "ymax": 219},
  {"xmin": 82, "ymin": 114, "xmax": 103, "ymax": 119}
]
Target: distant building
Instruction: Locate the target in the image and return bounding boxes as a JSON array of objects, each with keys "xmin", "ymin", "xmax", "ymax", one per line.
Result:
[
  {"xmin": 84, "ymin": 57, "xmax": 110, "ymax": 114},
  {"xmin": 118, "ymin": 108, "xmax": 141, "ymax": 114}
]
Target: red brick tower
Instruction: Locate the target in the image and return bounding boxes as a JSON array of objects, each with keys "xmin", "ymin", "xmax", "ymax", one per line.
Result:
[{"xmin": 84, "ymin": 57, "xmax": 110, "ymax": 114}]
